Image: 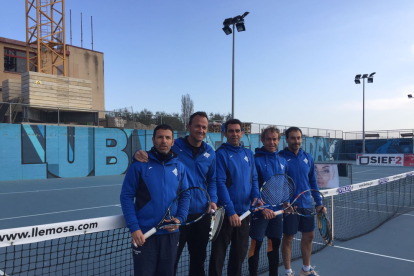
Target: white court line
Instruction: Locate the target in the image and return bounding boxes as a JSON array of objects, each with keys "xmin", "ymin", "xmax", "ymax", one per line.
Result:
[
  {"xmin": 294, "ymin": 238, "xmax": 414, "ymax": 263},
  {"xmin": 333, "ymin": 245, "xmax": 414, "ymax": 263},
  {"xmin": 352, "ymin": 169, "xmax": 378, "ymax": 174},
  {"xmin": 0, "ymin": 184, "xmax": 122, "ymax": 195},
  {"xmin": 0, "ymin": 204, "xmax": 121, "ymax": 221}
]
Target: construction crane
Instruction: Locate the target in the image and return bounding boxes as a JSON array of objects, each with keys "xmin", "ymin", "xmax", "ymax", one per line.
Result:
[{"xmin": 25, "ymin": 0, "xmax": 66, "ymax": 76}]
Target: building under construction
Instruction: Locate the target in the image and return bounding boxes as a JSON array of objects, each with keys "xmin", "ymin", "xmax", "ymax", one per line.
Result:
[{"xmin": 0, "ymin": 0, "xmax": 104, "ymax": 125}]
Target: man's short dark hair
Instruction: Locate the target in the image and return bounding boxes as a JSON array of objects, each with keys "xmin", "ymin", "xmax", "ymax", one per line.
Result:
[
  {"xmin": 153, "ymin": 124, "xmax": 174, "ymax": 138},
  {"xmin": 224, "ymin": 119, "xmax": 243, "ymax": 132},
  {"xmin": 261, "ymin": 126, "xmax": 281, "ymax": 141},
  {"xmin": 188, "ymin": 111, "xmax": 208, "ymax": 125},
  {"xmin": 285, "ymin": 127, "xmax": 302, "ymax": 139}
]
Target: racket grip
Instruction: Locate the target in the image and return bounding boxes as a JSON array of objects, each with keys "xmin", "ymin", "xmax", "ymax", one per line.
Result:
[
  {"xmin": 143, "ymin": 227, "xmax": 156, "ymax": 239},
  {"xmin": 239, "ymin": 210, "xmax": 251, "ymax": 221},
  {"xmin": 273, "ymin": 210, "xmax": 283, "ymax": 216}
]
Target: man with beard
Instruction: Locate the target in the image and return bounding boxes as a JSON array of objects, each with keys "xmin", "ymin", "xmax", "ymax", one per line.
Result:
[
  {"xmin": 134, "ymin": 112, "xmax": 217, "ymax": 276},
  {"xmin": 279, "ymin": 127, "xmax": 325, "ymax": 276},
  {"xmin": 209, "ymin": 119, "xmax": 259, "ymax": 276},
  {"xmin": 120, "ymin": 124, "xmax": 190, "ymax": 276}
]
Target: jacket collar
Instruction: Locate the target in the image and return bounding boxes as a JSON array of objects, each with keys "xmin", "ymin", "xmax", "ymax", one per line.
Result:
[{"xmin": 148, "ymin": 147, "xmax": 178, "ymax": 164}]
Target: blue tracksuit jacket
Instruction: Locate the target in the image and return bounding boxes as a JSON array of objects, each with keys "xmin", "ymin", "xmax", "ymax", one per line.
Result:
[
  {"xmin": 173, "ymin": 137, "xmax": 217, "ymax": 213},
  {"xmin": 216, "ymin": 142, "xmax": 260, "ymax": 216},
  {"xmin": 134, "ymin": 137, "xmax": 217, "ymax": 214},
  {"xmin": 254, "ymin": 147, "xmax": 288, "ymax": 213},
  {"xmin": 120, "ymin": 149, "xmax": 190, "ymax": 235},
  {"xmin": 278, "ymin": 148, "xmax": 322, "ymax": 208}
]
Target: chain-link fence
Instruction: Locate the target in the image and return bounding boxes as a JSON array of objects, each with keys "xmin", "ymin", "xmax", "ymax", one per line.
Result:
[{"xmin": 0, "ymin": 101, "xmax": 343, "ymax": 138}]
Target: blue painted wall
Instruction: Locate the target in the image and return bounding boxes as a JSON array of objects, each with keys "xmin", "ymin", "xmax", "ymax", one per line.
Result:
[{"xmin": 0, "ymin": 124, "xmax": 345, "ymax": 181}]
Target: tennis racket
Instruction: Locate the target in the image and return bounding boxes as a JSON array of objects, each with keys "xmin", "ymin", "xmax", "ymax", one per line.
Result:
[
  {"xmin": 143, "ymin": 187, "xmax": 211, "ymax": 239},
  {"xmin": 274, "ymin": 189, "xmax": 326, "ymax": 217},
  {"xmin": 317, "ymin": 211, "xmax": 332, "ymax": 244},
  {"xmin": 239, "ymin": 174, "xmax": 295, "ymax": 221},
  {"xmin": 209, "ymin": 207, "xmax": 225, "ymax": 242}
]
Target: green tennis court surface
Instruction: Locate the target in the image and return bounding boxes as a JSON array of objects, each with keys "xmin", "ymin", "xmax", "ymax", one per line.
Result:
[{"xmin": 1, "ymin": 166, "xmax": 413, "ymax": 275}]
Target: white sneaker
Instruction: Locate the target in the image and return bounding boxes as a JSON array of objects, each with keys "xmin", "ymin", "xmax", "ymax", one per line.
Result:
[{"xmin": 299, "ymin": 267, "xmax": 319, "ymax": 276}]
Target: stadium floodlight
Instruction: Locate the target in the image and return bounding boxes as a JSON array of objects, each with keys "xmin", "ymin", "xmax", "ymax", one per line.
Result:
[
  {"xmin": 408, "ymin": 94, "xmax": 413, "ymax": 99},
  {"xmin": 242, "ymin": 12, "xmax": 249, "ymax": 18},
  {"xmin": 368, "ymin": 72, "xmax": 376, "ymax": 83},
  {"xmin": 223, "ymin": 18, "xmax": 232, "ymax": 26},
  {"xmin": 222, "ymin": 25, "xmax": 232, "ymax": 35},
  {"xmin": 354, "ymin": 72, "xmax": 376, "ymax": 154},
  {"xmin": 236, "ymin": 22, "xmax": 246, "ymax": 32},
  {"xmin": 222, "ymin": 12, "xmax": 249, "ymax": 118}
]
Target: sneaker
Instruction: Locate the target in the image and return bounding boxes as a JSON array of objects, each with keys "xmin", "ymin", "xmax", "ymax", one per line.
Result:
[
  {"xmin": 299, "ymin": 267, "xmax": 319, "ymax": 276},
  {"xmin": 285, "ymin": 271, "xmax": 295, "ymax": 276}
]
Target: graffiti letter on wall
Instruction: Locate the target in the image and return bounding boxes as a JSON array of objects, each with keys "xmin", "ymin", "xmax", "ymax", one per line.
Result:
[
  {"xmin": 0, "ymin": 125, "xmax": 46, "ymax": 180},
  {"xmin": 46, "ymin": 126, "xmax": 94, "ymax": 178},
  {"xmin": 94, "ymin": 128, "xmax": 128, "ymax": 176}
]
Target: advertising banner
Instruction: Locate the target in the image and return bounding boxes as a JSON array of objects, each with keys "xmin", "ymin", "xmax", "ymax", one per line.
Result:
[
  {"xmin": 404, "ymin": 154, "xmax": 414, "ymax": 167},
  {"xmin": 356, "ymin": 154, "xmax": 404, "ymax": 166},
  {"xmin": 315, "ymin": 163, "xmax": 339, "ymax": 189},
  {"xmin": 0, "ymin": 215, "xmax": 126, "ymax": 248}
]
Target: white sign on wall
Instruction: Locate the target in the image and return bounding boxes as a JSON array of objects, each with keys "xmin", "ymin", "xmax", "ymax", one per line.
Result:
[{"xmin": 356, "ymin": 154, "xmax": 404, "ymax": 166}]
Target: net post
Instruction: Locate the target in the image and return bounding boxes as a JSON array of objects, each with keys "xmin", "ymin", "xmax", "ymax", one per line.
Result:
[{"xmin": 330, "ymin": 195, "xmax": 334, "ymax": 246}]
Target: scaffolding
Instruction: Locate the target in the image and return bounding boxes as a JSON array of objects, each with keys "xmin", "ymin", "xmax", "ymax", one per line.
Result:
[{"xmin": 26, "ymin": 0, "xmax": 66, "ymax": 76}]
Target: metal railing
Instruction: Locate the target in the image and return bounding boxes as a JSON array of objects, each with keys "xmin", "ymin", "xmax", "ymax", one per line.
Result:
[
  {"xmin": 0, "ymin": 101, "xmax": 345, "ymax": 138},
  {"xmin": 344, "ymin": 129, "xmax": 414, "ymax": 139}
]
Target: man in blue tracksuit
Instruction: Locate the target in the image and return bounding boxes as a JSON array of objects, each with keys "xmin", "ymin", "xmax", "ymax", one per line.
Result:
[
  {"xmin": 120, "ymin": 124, "xmax": 190, "ymax": 276},
  {"xmin": 209, "ymin": 119, "xmax": 260, "ymax": 276},
  {"xmin": 134, "ymin": 112, "xmax": 217, "ymax": 275},
  {"xmin": 248, "ymin": 126, "xmax": 288, "ymax": 276},
  {"xmin": 279, "ymin": 127, "xmax": 324, "ymax": 276}
]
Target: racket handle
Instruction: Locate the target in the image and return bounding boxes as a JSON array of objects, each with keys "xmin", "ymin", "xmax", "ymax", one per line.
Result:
[
  {"xmin": 239, "ymin": 210, "xmax": 251, "ymax": 221},
  {"xmin": 273, "ymin": 210, "xmax": 284, "ymax": 216},
  {"xmin": 143, "ymin": 227, "xmax": 157, "ymax": 239}
]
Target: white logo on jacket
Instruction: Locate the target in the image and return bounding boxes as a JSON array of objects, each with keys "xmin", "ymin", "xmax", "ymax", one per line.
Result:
[
  {"xmin": 204, "ymin": 152, "xmax": 210, "ymax": 158},
  {"xmin": 304, "ymin": 158, "xmax": 308, "ymax": 164},
  {"xmin": 244, "ymin": 156, "xmax": 249, "ymax": 162},
  {"xmin": 280, "ymin": 164, "xmax": 284, "ymax": 170},
  {"xmin": 172, "ymin": 168, "xmax": 178, "ymax": 176}
]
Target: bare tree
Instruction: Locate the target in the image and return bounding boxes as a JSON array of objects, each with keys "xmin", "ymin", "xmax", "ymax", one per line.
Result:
[{"xmin": 181, "ymin": 94, "xmax": 194, "ymax": 127}]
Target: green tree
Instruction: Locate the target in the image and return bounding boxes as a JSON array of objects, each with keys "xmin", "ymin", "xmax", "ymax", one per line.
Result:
[{"xmin": 136, "ymin": 109, "xmax": 154, "ymax": 126}]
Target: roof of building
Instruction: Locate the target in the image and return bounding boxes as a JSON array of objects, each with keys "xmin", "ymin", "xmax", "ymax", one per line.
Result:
[{"xmin": 0, "ymin": 36, "xmax": 103, "ymax": 54}]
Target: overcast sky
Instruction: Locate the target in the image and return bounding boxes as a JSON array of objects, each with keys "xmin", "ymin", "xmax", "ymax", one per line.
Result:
[{"xmin": 2, "ymin": 0, "xmax": 414, "ymax": 132}]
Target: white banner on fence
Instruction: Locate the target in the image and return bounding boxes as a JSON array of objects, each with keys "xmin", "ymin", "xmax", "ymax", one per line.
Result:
[
  {"xmin": 0, "ymin": 215, "xmax": 126, "ymax": 248},
  {"xmin": 356, "ymin": 154, "xmax": 404, "ymax": 166}
]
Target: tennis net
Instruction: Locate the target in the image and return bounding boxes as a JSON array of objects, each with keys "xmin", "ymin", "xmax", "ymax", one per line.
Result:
[{"xmin": 1, "ymin": 171, "xmax": 413, "ymax": 275}]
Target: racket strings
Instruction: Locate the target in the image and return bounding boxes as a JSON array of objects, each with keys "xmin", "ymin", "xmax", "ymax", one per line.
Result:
[
  {"xmin": 317, "ymin": 212, "xmax": 332, "ymax": 243},
  {"xmin": 189, "ymin": 188, "xmax": 210, "ymax": 212},
  {"xmin": 209, "ymin": 208, "xmax": 225, "ymax": 241},
  {"xmin": 261, "ymin": 176, "xmax": 295, "ymax": 206}
]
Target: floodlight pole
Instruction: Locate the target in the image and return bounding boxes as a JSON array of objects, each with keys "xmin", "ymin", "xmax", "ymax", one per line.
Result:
[
  {"xmin": 362, "ymin": 78, "xmax": 365, "ymax": 154},
  {"xmin": 232, "ymin": 24, "xmax": 235, "ymax": 118},
  {"xmin": 355, "ymin": 72, "xmax": 375, "ymax": 154}
]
